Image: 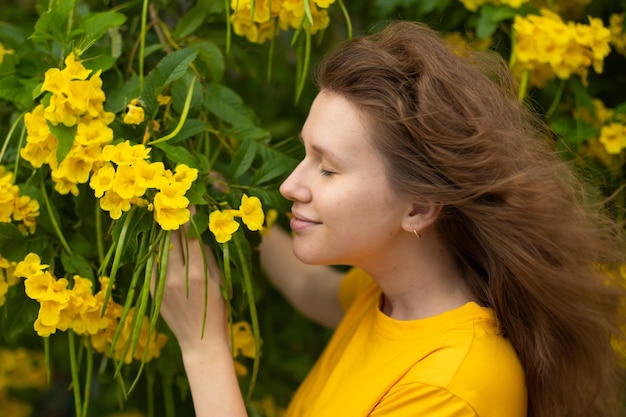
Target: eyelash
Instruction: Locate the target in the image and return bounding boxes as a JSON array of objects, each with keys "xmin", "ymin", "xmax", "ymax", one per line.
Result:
[{"xmin": 319, "ymin": 168, "xmax": 335, "ymax": 177}]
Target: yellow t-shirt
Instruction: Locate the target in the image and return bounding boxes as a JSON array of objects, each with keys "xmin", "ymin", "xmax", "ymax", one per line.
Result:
[{"xmin": 285, "ymin": 268, "xmax": 527, "ymax": 417}]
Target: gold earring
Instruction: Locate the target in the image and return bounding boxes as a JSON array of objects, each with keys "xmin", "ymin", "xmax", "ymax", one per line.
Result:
[{"xmin": 413, "ymin": 229, "xmax": 421, "ymax": 239}]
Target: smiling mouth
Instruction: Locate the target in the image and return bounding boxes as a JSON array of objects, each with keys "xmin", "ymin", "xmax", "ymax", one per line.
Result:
[{"xmin": 289, "ymin": 212, "xmax": 321, "ymax": 232}]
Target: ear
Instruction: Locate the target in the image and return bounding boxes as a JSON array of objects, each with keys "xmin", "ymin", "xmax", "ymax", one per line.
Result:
[{"xmin": 401, "ymin": 200, "xmax": 442, "ymax": 235}]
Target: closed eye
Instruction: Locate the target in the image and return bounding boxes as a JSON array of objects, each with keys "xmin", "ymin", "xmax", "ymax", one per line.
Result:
[{"xmin": 320, "ymin": 168, "xmax": 335, "ymax": 177}]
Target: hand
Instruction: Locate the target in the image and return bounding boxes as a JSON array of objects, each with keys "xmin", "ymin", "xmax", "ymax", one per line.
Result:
[
  {"xmin": 154, "ymin": 228, "xmax": 229, "ymax": 353},
  {"xmin": 153, "ymin": 229, "xmax": 249, "ymax": 416}
]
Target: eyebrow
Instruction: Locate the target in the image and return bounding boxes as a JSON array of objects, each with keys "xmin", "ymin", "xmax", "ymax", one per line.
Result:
[{"xmin": 299, "ymin": 133, "xmax": 345, "ymax": 165}]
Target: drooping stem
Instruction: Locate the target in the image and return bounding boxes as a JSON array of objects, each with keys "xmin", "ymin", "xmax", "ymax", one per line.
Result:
[
  {"xmin": 68, "ymin": 331, "xmax": 83, "ymax": 417},
  {"xmin": 139, "ymin": 0, "xmax": 149, "ymax": 90}
]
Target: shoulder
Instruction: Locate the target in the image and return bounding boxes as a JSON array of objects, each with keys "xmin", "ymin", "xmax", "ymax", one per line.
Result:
[{"xmin": 396, "ymin": 308, "xmax": 527, "ymax": 417}]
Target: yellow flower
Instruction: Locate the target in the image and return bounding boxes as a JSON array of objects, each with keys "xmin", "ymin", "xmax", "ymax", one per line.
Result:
[
  {"xmin": 102, "ymin": 140, "xmax": 150, "ymax": 166},
  {"xmin": 260, "ymin": 208, "xmax": 278, "ymax": 236},
  {"xmin": 153, "ymin": 198, "xmax": 190, "ymax": 231},
  {"xmin": 231, "ymin": 321, "xmax": 257, "ymax": 359},
  {"xmin": 41, "ymin": 68, "xmax": 69, "ymax": 95},
  {"xmin": 0, "ymin": 277, "xmax": 7, "ymax": 307},
  {"xmin": 0, "ymin": 42, "xmax": 14, "ymax": 64},
  {"xmin": 90, "ymin": 163, "xmax": 116, "ymax": 198},
  {"xmin": 239, "ymin": 194, "xmax": 264, "ymax": 231},
  {"xmin": 14, "ymin": 253, "xmax": 48, "ymax": 280},
  {"xmin": 599, "ymin": 123, "xmax": 626, "ymax": 155},
  {"xmin": 209, "ymin": 210, "xmax": 240, "ymax": 243},
  {"xmin": 113, "ymin": 164, "xmax": 148, "ymax": 199},
  {"xmin": 157, "ymin": 94, "xmax": 171, "ymax": 106},
  {"xmin": 171, "ymin": 164, "xmax": 198, "ymax": 191},
  {"xmin": 124, "ymin": 99, "xmax": 145, "ymax": 125},
  {"xmin": 63, "ymin": 52, "xmax": 91, "ymax": 80},
  {"xmin": 136, "ymin": 160, "xmax": 166, "ymax": 190},
  {"xmin": 100, "ymin": 190, "xmax": 132, "ymax": 219}
]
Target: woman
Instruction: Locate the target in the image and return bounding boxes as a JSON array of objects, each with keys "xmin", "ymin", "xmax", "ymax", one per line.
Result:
[{"xmin": 157, "ymin": 21, "xmax": 624, "ymax": 416}]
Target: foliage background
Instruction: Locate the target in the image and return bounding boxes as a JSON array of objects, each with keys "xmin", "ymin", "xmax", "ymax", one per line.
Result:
[{"xmin": 0, "ymin": 0, "xmax": 625, "ymax": 416}]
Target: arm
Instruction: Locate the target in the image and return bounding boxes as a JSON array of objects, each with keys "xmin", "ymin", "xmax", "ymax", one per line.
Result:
[
  {"xmin": 156, "ymin": 229, "xmax": 247, "ymax": 417},
  {"xmin": 259, "ymin": 226, "xmax": 344, "ymax": 328}
]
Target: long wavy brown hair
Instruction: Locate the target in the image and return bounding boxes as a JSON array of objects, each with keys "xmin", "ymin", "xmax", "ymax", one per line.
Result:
[{"xmin": 316, "ymin": 20, "xmax": 625, "ymax": 417}]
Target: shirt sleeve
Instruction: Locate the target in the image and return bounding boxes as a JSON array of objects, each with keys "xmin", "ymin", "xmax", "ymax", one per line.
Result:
[
  {"xmin": 370, "ymin": 383, "xmax": 478, "ymax": 417},
  {"xmin": 338, "ymin": 268, "xmax": 374, "ymax": 313}
]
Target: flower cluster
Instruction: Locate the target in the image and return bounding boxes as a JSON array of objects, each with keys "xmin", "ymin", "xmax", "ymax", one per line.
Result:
[
  {"xmin": 230, "ymin": 0, "xmax": 335, "ymax": 44},
  {"xmin": 0, "ymin": 166, "xmax": 39, "ymax": 235},
  {"xmin": 13, "ymin": 253, "xmax": 167, "ymax": 362},
  {"xmin": 0, "ymin": 348, "xmax": 48, "ymax": 417},
  {"xmin": 209, "ymin": 194, "xmax": 265, "ymax": 243},
  {"xmin": 459, "ymin": 0, "xmax": 529, "ymax": 12},
  {"xmin": 609, "ymin": 13, "xmax": 626, "ymax": 57},
  {"xmin": 532, "ymin": 0, "xmax": 591, "ymax": 19},
  {"xmin": 89, "ymin": 140, "xmax": 198, "ymax": 230},
  {"xmin": 21, "ymin": 53, "xmax": 115, "ymax": 196},
  {"xmin": 512, "ymin": 10, "xmax": 611, "ymax": 87}
]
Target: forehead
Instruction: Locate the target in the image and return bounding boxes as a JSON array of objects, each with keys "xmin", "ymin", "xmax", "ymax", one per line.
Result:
[{"xmin": 301, "ymin": 91, "xmax": 374, "ymax": 156}]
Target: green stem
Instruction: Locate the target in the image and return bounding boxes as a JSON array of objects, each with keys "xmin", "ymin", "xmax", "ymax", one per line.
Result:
[
  {"xmin": 225, "ymin": 0, "xmax": 232, "ymax": 54},
  {"xmin": 302, "ymin": 0, "xmax": 313, "ymax": 24},
  {"xmin": 149, "ymin": 77, "xmax": 197, "ymax": 144},
  {"xmin": 139, "ymin": 0, "xmax": 149, "ymax": 90},
  {"xmin": 81, "ymin": 339, "xmax": 94, "ymax": 417},
  {"xmin": 233, "ymin": 233, "xmax": 260, "ymax": 400},
  {"xmin": 337, "ymin": 0, "xmax": 352, "ymax": 40},
  {"xmin": 12, "ymin": 122, "xmax": 26, "ymax": 179},
  {"xmin": 517, "ymin": 69, "xmax": 530, "ymax": 103},
  {"xmin": 0, "ymin": 112, "xmax": 24, "ymax": 164},
  {"xmin": 545, "ymin": 79, "xmax": 566, "ymax": 120},
  {"xmin": 109, "ymin": 227, "xmax": 152, "ymax": 360},
  {"xmin": 102, "ymin": 206, "xmax": 136, "ymax": 317},
  {"xmin": 40, "ymin": 178, "xmax": 72, "ymax": 254},
  {"xmin": 44, "ymin": 336, "xmax": 51, "ymax": 384},
  {"xmin": 68, "ymin": 331, "xmax": 83, "ymax": 417},
  {"xmin": 95, "ymin": 201, "xmax": 104, "ymax": 264},
  {"xmin": 295, "ymin": 22, "xmax": 311, "ymax": 104}
]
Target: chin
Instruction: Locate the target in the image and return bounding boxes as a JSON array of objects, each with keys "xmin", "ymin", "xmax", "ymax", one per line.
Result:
[{"xmin": 292, "ymin": 241, "xmax": 335, "ymax": 266}]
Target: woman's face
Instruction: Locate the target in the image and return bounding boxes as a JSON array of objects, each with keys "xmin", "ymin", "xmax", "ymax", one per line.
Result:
[{"xmin": 280, "ymin": 91, "xmax": 410, "ymax": 267}]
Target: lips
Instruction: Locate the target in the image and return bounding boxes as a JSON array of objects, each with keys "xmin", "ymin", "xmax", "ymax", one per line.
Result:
[{"xmin": 289, "ymin": 210, "xmax": 321, "ymax": 232}]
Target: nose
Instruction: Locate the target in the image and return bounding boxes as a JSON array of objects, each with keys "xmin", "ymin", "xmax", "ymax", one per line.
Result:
[{"xmin": 280, "ymin": 160, "xmax": 311, "ymax": 203}]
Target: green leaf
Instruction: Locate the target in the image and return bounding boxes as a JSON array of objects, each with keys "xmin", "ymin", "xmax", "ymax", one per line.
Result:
[
  {"xmin": 77, "ymin": 11, "xmax": 127, "ymax": 52},
  {"xmin": 252, "ymin": 160, "xmax": 290, "ymax": 185},
  {"xmin": 172, "ymin": 75, "xmax": 203, "ymax": 115},
  {"xmin": 141, "ymin": 48, "xmax": 199, "ymax": 117},
  {"xmin": 0, "ymin": 223, "xmax": 25, "ymax": 255},
  {"xmin": 48, "ymin": 122, "xmax": 77, "ymax": 166},
  {"xmin": 0, "ymin": 76, "xmax": 37, "ymax": 110},
  {"xmin": 173, "ymin": 5, "xmax": 208, "ymax": 39},
  {"xmin": 204, "ymin": 84, "xmax": 257, "ymax": 127},
  {"xmin": 31, "ymin": 0, "xmax": 76, "ymax": 45},
  {"xmin": 475, "ymin": 4, "xmax": 516, "ymax": 39},
  {"xmin": 224, "ymin": 125, "xmax": 271, "ymax": 142},
  {"xmin": 153, "ymin": 142, "xmax": 201, "ymax": 169},
  {"xmin": 61, "ymin": 250, "xmax": 94, "ymax": 280},
  {"xmin": 105, "ymin": 76, "xmax": 141, "ymax": 114},
  {"xmin": 229, "ymin": 139, "xmax": 258, "ymax": 179},
  {"xmin": 158, "ymin": 118, "xmax": 207, "ymax": 144},
  {"xmin": 196, "ymin": 41, "xmax": 225, "ymax": 81}
]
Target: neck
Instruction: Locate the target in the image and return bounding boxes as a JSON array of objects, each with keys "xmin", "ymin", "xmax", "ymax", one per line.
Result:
[{"xmin": 362, "ymin": 229, "xmax": 477, "ymax": 320}]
